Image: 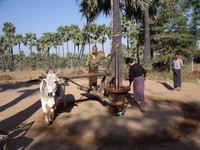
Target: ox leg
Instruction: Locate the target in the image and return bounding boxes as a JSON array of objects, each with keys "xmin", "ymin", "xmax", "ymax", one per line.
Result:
[
  {"xmin": 50, "ymin": 108, "xmax": 55, "ymax": 122},
  {"xmin": 41, "ymin": 101, "xmax": 49, "ymax": 124}
]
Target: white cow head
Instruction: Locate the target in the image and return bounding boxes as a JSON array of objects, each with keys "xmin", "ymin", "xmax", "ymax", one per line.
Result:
[{"xmin": 40, "ymin": 71, "xmax": 59, "ymax": 97}]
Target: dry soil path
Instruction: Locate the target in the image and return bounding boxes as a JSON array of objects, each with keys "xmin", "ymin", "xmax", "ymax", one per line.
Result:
[{"xmin": 0, "ymin": 79, "xmax": 199, "ymax": 150}]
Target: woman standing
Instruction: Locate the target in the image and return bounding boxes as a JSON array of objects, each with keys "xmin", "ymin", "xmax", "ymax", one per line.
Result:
[
  {"xmin": 126, "ymin": 58, "xmax": 147, "ymax": 111},
  {"xmin": 172, "ymin": 52, "xmax": 183, "ymax": 91}
]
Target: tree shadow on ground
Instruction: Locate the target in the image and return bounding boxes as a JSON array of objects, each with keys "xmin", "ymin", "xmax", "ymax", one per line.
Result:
[
  {"xmin": 4, "ymin": 121, "xmax": 35, "ymax": 150},
  {"xmin": 54, "ymin": 92, "xmax": 108, "ymax": 121},
  {"xmin": 157, "ymin": 81, "xmax": 174, "ymax": 90},
  {"xmin": 0, "ymin": 88, "xmax": 39, "ymax": 112},
  {"xmin": 0, "ymin": 100, "xmax": 41, "ymax": 149},
  {"xmin": 30, "ymin": 99, "xmax": 200, "ymax": 150},
  {"xmin": 0, "ymin": 79, "xmax": 41, "ymax": 92}
]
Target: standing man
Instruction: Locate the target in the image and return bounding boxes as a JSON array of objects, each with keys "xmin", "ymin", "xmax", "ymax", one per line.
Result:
[
  {"xmin": 86, "ymin": 45, "xmax": 107, "ymax": 90},
  {"xmin": 126, "ymin": 57, "xmax": 147, "ymax": 111},
  {"xmin": 172, "ymin": 52, "xmax": 183, "ymax": 91}
]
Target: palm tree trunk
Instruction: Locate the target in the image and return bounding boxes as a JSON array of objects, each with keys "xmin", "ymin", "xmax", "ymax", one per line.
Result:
[
  {"xmin": 111, "ymin": 0, "xmax": 122, "ymax": 87},
  {"xmin": 143, "ymin": 6, "xmax": 151, "ymax": 64},
  {"xmin": 73, "ymin": 44, "xmax": 76, "ymax": 67},
  {"xmin": 88, "ymin": 37, "xmax": 91, "ymax": 53},
  {"xmin": 2, "ymin": 50, "xmax": 6, "ymax": 72},
  {"xmin": 62, "ymin": 40, "xmax": 65, "ymax": 58},
  {"xmin": 102, "ymin": 43, "xmax": 104, "ymax": 52},
  {"xmin": 58, "ymin": 45, "xmax": 60, "ymax": 57},
  {"xmin": 18, "ymin": 43, "xmax": 21, "ymax": 54},
  {"xmin": 56, "ymin": 46, "xmax": 58, "ymax": 68},
  {"xmin": 126, "ymin": 38, "xmax": 129, "ymax": 57},
  {"xmin": 30, "ymin": 45, "xmax": 33, "ymax": 70},
  {"xmin": 66, "ymin": 41, "xmax": 69, "ymax": 60},
  {"xmin": 18, "ymin": 43, "xmax": 23, "ymax": 71},
  {"xmin": 136, "ymin": 43, "xmax": 140, "ymax": 64},
  {"xmin": 102, "ymin": 42, "xmax": 106, "ymax": 67},
  {"xmin": 10, "ymin": 46, "xmax": 15, "ymax": 71}
]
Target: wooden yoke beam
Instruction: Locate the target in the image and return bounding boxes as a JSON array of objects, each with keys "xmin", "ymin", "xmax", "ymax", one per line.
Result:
[{"xmin": 59, "ymin": 72, "xmax": 111, "ymax": 79}]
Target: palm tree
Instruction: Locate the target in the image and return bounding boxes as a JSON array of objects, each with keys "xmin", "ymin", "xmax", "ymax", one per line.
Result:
[
  {"xmin": 83, "ymin": 24, "xmax": 92, "ymax": 53},
  {"xmin": 15, "ymin": 34, "xmax": 23, "ymax": 54},
  {"xmin": 51, "ymin": 32, "xmax": 62, "ymax": 67},
  {"xmin": 39, "ymin": 32, "xmax": 54, "ymax": 70},
  {"xmin": 24, "ymin": 32, "xmax": 37, "ymax": 70},
  {"xmin": 63, "ymin": 26, "xmax": 71, "ymax": 56},
  {"xmin": 98, "ymin": 24, "xmax": 108, "ymax": 52},
  {"xmin": 70, "ymin": 24, "xmax": 80, "ymax": 56},
  {"xmin": 24, "ymin": 33, "xmax": 37, "ymax": 54},
  {"xmin": 143, "ymin": 5, "xmax": 152, "ymax": 65},
  {"xmin": 90, "ymin": 23, "xmax": 101, "ymax": 46},
  {"xmin": 2, "ymin": 22, "xmax": 16, "ymax": 71},
  {"xmin": 15, "ymin": 34, "xmax": 24, "ymax": 70},
  {"xmin": 77, "ymin": 0, "xmax": 151, "ymax": 85},
  {"xmin": 0, "ymin": 35, "xmax": 8, "ymax": 72}
]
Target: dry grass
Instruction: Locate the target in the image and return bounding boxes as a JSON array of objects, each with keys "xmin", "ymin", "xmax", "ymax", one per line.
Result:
[
  {"xmin": 0, "ymin": 65, "xmax": 199, "ymax": 83},
  {"xmin": 143, "ymin": 64, "xmax": 200, "ymax": 83},
  {"xmin": 0, "ymin": 68, "xmax": 77, "ymax": 82}
]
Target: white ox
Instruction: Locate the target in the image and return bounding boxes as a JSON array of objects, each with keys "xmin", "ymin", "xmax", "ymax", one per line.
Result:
[{"xmin": 40, "ymin": 70, "xmax": 65, "ymax": 124}]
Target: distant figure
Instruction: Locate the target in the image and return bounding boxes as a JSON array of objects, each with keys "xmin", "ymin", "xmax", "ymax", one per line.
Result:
[
  {"xmin": 126, "ymin": 58, "xmax": 147, "ymax": 111},
  {"xmin": 86, "ymin": 45, "xmax": 108, "ymax": 89},
  {"xmin": 172, "ymin": 52, "xmax": 183, "ymax": 91}
]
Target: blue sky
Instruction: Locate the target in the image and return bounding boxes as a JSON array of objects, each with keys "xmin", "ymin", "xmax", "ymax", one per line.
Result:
[{"xmin": 0, "ymin": 0, "xmax": 111, "ymax": 55}]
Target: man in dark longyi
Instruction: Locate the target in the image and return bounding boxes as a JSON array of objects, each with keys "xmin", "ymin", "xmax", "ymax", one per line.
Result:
[{"xmin": 126, "ymin": 57, "xmax": 147, "ymax": 111}]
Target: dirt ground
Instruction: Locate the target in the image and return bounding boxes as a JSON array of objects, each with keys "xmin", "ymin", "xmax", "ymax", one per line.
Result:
[{"xmin": 0, "ymin": 70, "xmax": 200, "ymax": 150}]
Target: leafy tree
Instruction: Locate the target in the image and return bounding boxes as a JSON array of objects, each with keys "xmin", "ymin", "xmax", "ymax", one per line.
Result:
[
  {"xmin": 183, "ymin": 0, "xmax": 200, "ymax": 42},
  {"xmin": 152, "ymin": 0, "xmax": 196, "ymax": 71}
]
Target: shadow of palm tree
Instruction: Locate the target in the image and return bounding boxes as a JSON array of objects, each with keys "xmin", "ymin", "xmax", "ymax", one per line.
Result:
[
  {"xmin": 0, "ymin": 100, "xmax": 41, "ymax": 149},
  {"xmin": 0, "ymin": 88, "xmax": 39, "ymax": 112},
  {"xmin": 6, "ymin": 121, "xmax": 34, "ymax": 150},
  {"xmin": 31, "ymin": 99, "xmax": 200, "ymax": 150},
  {"xmin": 54, "ymin": 92, "xmax": 108, "ymax": 122},
  {"xmin": 0, "ymin": 79, "xmax": 41, "ymax": 92},
  {"xmin": 0, "ymin": 100, "xmax": 41, "ymax": 132}
]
